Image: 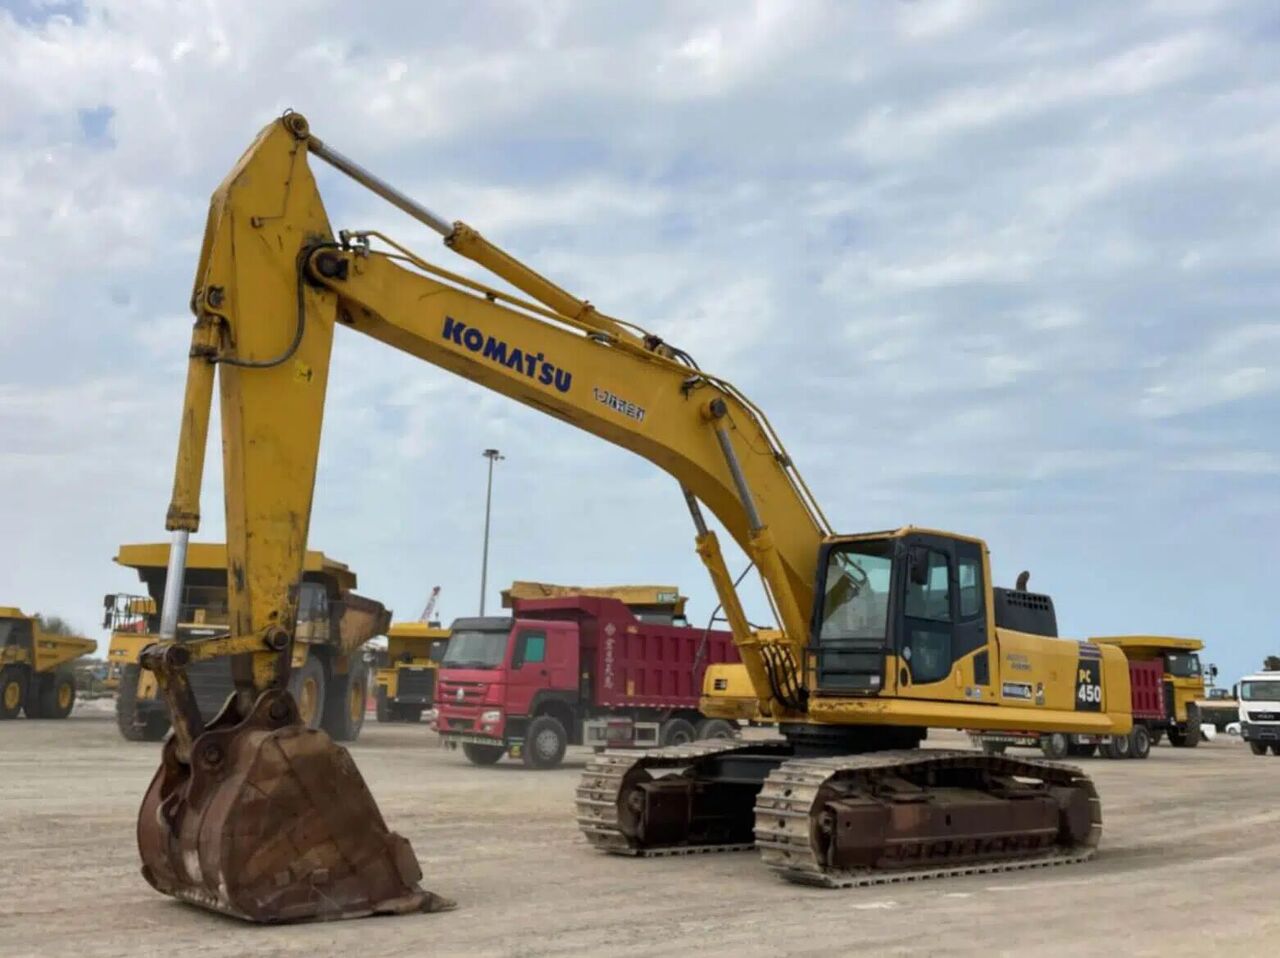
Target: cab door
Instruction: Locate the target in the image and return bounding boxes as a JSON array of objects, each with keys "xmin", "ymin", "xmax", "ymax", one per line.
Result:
[{"xmin": 894, "ymin": 535, "xmax": 992, "ymax": 703}]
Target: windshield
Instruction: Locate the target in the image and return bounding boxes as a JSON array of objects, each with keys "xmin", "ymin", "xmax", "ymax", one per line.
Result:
[
  {"xmin": 1240, "ymin": 680, "xmax": 1280, "ymax": 701},
  {"xmin": 818, "ymin": 541, "xmax": 893, "ymax": 642},
  {"xmin": 1165, "ymin": 652, "xmax": 1201, "ymax": 678},
  {"xmin": 441, "ymin": 629, "xmax": 510, "ymax": 669}
]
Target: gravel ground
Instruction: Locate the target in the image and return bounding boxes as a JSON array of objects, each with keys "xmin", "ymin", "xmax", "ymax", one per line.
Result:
[{"xmin": 1, "ymin": 707, "xmax": 1276, "ymax": 957}]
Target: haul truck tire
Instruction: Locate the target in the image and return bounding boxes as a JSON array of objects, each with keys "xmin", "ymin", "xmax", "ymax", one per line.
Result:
[
  {"xmin": 695, "ymin": 718, "xmax": 736, "ymax": 740},
  {"xmin": 375, "ymin": 687, "xmax": 394, "ymax": 722},
  {"xmin": 323, "ymin": 658, "xmax": 367, "ymax": 743},
  {"xmin": 1249, "ymin": 741, "xmax": 1269, "ymax": 756},
  {"xmin": 1168, "ymin": 707, "xmax": 1201, "ymax": 749},
  {"xmin": 39, "ymin": 671, "xmax": 76, "ymax": 720},
  {"xmin": 523, "ymin": 715, "xmax": 568, "ymax": 769},
  {"xmin": 288, "ymin": 656, "xmax": 327, "ymax": 730},
  {"xmin": 463, "ymin": 743, "xmax": 505, "ymax": 766},
  {"xmin": 115, "ymin": 665, "xmax": 170, "ymax": 742},
  {"xmin": 0, "ymin": 667, "xmax": 25, "ymax": 719}
]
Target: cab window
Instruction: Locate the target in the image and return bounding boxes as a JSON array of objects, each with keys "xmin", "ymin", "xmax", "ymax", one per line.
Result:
[
  {"xmin": 1165, "ymin": 652, "xmax": 1201, "ymax": 678},
  {"xmin": 958, "ymin": 555, "xmax": 982, "ymax": 619},
  {"xmin": 515, "ymin": 631, "xmax": 546, "ymax": 667},
  {"xmin": 905, "ymin": 550, "xmax": 951, "ymax": 623}
]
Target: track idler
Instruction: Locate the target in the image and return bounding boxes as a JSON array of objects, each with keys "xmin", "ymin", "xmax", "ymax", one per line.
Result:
[{"xmin": 137, "ymin": 687, "xmax": 453, "ymax": 922}]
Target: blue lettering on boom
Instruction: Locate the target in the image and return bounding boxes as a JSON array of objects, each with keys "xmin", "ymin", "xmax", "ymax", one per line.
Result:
[{"xmin": 441, "ymin": 316, "xmax": 572, "ymax": 394}]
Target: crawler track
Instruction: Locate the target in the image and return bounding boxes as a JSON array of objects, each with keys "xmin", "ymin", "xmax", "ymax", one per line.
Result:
[
  {"xmin": 754, "ymin": 750, "xmax": 1101, "ymax": 887},
  {"xmin": 575, "ymin": 740, "xmax": 788, "ymax": 856},
  {"xmin": 577, "ymin": 744, "xmax": 1101, "ymax": 888}
]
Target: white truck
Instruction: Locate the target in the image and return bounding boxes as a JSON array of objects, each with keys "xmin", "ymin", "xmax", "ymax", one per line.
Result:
[{"xmin": 1238, "ymin": 671, "xmax": 1280, "ymax": 756}]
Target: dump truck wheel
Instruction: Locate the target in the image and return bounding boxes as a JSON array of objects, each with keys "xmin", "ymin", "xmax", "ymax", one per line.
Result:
[
  {"xmin": 522, "ymin": 715, "xmax": 567, "ymax": 769},
  {"xmin": 1040, "ymin": 732, "xmax": 1069, "ymax": 759},
  {"xmin": 39, "ymin": 671, "xmax": 76, "ymax": 719},
  {"xmin": 659, "ymin": 717, "xmax": 697, "ymax": 747},
  {"xmin": 1129, "ymin": 725, "xmax": 1151, "ymax": 759},
  {"xmin": 695, "ymin": 718, "xmax": 737, "ymax": 740},
  {"xmin": 375, "ymin": 687, "xmax": 394, "ymax": 722},
  {"xmin": 322, "ymin": 658, "xmax": 367, "ymax": 743},
  {"xmin": 1249, "ymin": 741, "xmax": 1269, "ymax": 756},
  {"xmin": 0, "ymin": 667, "xmax": 25, "ymax": 719},
  {"xmin": 463, "ymin": 743, "xmax": 505, "ymax": 766},
  {"xmin": 288, "ymin": 657, "xmax": 326, "ymax": 730},
  {"xmin": 1101, "ymin": 734, "xmax": 1131, "ymax": 759},
  {"xmin": 115, "ymin": 665, "xmax": 171, "ymax": 742}
]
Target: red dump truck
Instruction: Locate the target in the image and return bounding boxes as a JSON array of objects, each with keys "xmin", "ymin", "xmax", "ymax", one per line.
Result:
[{"xmin": 434, "ymin": 595, "xmax": 741, "ymax": 768}]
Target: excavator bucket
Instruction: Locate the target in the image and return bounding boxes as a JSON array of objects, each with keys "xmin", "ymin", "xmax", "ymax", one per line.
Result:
[{"xmin": 137, "ymin": 688, "xmax": 453, "ymax": 922}]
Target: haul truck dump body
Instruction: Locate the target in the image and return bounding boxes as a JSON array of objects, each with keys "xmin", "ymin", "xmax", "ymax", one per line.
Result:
[
  {"xmin": 436, "ymin": 595, "xmax": 740, "ymax": 768},
  {"xmin": 107, "ymin": 542, "xmax": 386, "ymax": 742},
  {"xmin": 0, "ymin": 608, "xmax": 96, "ymax": 720}
]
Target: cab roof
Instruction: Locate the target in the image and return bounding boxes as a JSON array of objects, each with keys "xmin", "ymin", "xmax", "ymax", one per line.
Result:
[
  {"xmin": 0, "ymin": 606, "xmax": 28, "ymax": 619},
  {"xmin": 114, "ymin": 542, "xmax": 357, "ymax": 592},
  {"xmin": 1091, "ymin": 635, "xmax": 1204, "ymax": 653},
  {"xmin": 387, "ymin": 622, "xmax": 450, "ymax": 639}
]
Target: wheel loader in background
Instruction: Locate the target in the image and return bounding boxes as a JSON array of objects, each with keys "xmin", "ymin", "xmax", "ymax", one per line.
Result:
[
  {"xmin": 0, "ymin": 608, "xmax": 96, "ymax": 720},
  {"xmin": 135, "ymin": 113, "xmax": 1138, "ymax": 923},
  {"xmin": 105, "ymin": 541, "xmax": 387, "ymax": 742}
]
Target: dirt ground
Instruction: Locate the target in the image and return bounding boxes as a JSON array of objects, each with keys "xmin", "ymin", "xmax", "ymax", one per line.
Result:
[{"xmin": 1, "ymin": 707, "xmax": 1276, "ymax": 958}]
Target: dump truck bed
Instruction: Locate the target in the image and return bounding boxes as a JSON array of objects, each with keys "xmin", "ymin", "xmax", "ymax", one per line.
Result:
[{"xmin": 512, "ymin": 595, "xmax": 737, "ymax": 710}]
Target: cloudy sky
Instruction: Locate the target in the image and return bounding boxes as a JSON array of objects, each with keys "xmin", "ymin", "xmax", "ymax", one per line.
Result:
[{"xmin": 2, "ymin": 0, "xmax": 1277, "ymax": 685}]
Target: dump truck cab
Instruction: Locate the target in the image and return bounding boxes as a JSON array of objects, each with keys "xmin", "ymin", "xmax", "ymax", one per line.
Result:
[
  {"xmin": 1238, "ymin": 671, "xmax": 1280, "ymax": 756},
  {"xmin": 0, "ymin": 607, "xmax": 96, "ymax": 720},
  {"xmin": 107, "ymin": 542, "xmax": 386, "ymax": 742},
  {"xmin": 375, "ymin": 620, "xmax": 451, "ymax": 723}
]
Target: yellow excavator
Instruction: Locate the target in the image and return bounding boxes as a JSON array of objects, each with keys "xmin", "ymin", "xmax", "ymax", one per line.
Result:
[{"xmin": 138, "ymin": 112, "xmax": 1134, "ymax": 923}]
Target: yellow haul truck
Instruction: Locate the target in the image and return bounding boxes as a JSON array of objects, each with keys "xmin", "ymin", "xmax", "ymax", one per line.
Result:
[
  {"xmin": 0, "ymin": 608, "xmax": 96, "ymax": 720},
  {"xmin": 375, "ymin": 621, "xmax": 450, "ymax": 723},
  {"xmin": 106, "ymin": 542, "xmax": 387, "ymax": 742}
]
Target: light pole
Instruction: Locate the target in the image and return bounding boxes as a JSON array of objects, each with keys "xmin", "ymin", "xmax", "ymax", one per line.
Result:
[{"xmin": 479, "ymin": 448, "xmax": 504, "ymax": 615}]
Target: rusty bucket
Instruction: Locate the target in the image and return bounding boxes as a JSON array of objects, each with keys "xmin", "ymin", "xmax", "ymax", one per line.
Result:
[{"xmin": 137, "ymin": 688, "xmax": 454, "ymax": 922}]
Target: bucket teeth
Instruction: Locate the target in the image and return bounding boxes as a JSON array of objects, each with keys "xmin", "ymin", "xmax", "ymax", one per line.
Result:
[{"xmin": 137, "ymin": 688, "xmax": 454, "ymax": 923}]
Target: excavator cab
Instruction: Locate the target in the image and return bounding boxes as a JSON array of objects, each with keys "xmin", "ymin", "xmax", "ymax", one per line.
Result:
[{"xmin": 813, "ymin": 531, "xmax": 993, "ymax": 704}]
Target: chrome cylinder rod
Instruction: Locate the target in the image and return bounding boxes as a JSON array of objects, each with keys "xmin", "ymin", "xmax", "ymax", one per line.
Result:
[
  {"xmin": 158, "ymin": 529, "xmax": 189, "ymax": 640},
  {"xmin": 307, "ymin": 135, "xmax": 454, "ymax": 239}
]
